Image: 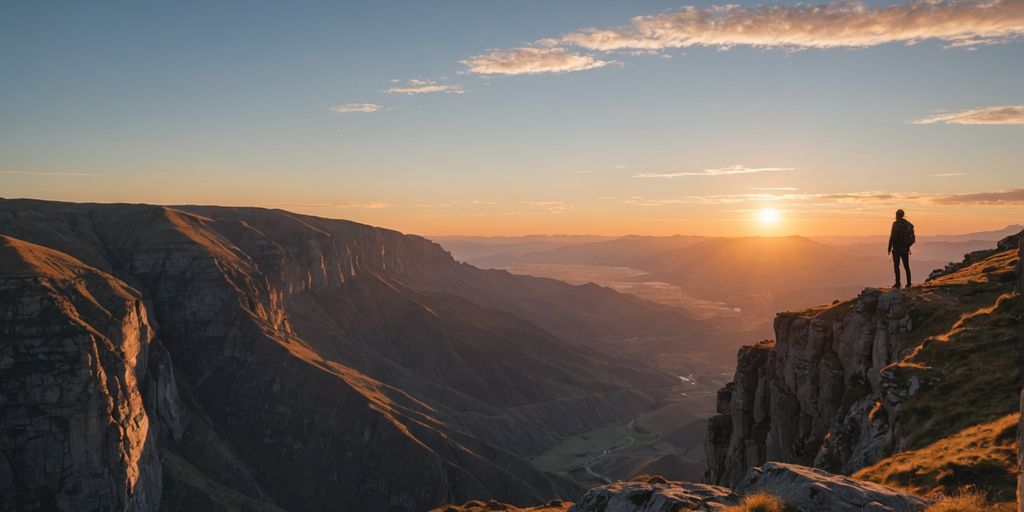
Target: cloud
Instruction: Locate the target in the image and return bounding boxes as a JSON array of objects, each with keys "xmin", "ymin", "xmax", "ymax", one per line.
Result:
[
  {"xmin": 910, "ymin": 105, "xmax": 1024, "ymax": 125},
  {"xmin": 559, "ymin": 0, "xmax": 1024, "ymax": 52},
  {"xmin": 329, "ymin": 103, "xmax": 385, "ymax": 113},
  {"xmin": 619, "ymin": 189, "xmax": 1024, "ymax": 208},
  {"xmin": 386, "ymin": 79, "xmax": 464, "ymax": 95},
  {"xmin": 748, "ymin": 186, "xmax": 799, "ymax": 191},
  {"xmin": 271, "ymin": 201, "xmax": 388, "ymax": 209},
  {"xmin": 632, "ymin": 165, "xmax": 794, "ymax": 178},
  {"xmin": 462, "ymin": 47, "xmax": 613, "ymax": 75},
  {"xmin": 929, "ymin": 172, "xmax": 968, "ymax": 177},
  {"xmin": 522, "ymin": 200, "xmax": 574, "ymax": 214},
  {"xmin": 1, "ymin": 171, "xmax": 106, "ymax": 177},
  {"xmin": 930, "ymin": 189, "xmax": 1024, "ymax": 205}
]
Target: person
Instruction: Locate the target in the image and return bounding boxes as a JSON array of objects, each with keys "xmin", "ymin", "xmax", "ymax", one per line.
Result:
[{"xmin": 887, "ymin": 209, "xmax": 915, "ymax": 288}]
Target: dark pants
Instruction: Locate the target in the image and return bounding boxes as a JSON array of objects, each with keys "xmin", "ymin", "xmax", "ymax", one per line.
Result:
[{"xmin": 892, "ymin": 251, "xmax": 910, "ymax": 285}]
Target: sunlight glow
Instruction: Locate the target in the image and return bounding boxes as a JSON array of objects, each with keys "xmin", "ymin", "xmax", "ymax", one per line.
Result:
[{"xmin": 758, "ymin": 208, "xmax": 781, "ymax": 225}]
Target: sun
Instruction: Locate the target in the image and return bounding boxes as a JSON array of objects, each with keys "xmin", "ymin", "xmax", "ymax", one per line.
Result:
[{"xmin": 758, "ymin": 207, "xmax": 781, "ymax": 225}]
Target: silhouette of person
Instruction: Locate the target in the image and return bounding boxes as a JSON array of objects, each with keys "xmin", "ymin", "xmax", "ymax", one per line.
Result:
[{"xmin": 887, "ymin": 209, "xmax": 915, "ymax": 288}]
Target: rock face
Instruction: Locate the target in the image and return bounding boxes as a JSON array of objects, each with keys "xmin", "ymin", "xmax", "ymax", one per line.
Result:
[
  {"xmin": 705, "ymin": 232, "xmax": 1023, "ymax": 491},
  {"xmin": 704, "ymin": 287, "xmax": 908, "ymax": 487},
  {"xmin": 0, "ymin": 236, "xmax": 174, "ymax": 511},
  {"xmin": 735, "ymin": 462, "xmax": 931, "ymax": 512},
  {"xmin": 568, "ymin": 476, "xmax": 739, "ymax": 512},
  {"xmin": 0, "ymin": 199, "xmax": 711, "ymax": 512},
  {"xmin": 561, "ymin": 463, "xmax": 929, "ymax": 512}
]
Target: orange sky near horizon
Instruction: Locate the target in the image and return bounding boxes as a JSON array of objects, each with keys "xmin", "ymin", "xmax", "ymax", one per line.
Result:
[{"xmin": 4, "ymin": 187, "xmax": 1020, "ymax": 238}]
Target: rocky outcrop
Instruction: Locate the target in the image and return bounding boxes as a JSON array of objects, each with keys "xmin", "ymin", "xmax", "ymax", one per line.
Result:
[
  {"xmin": 542, "ymin": 463, "xmax": 930, "ymax": 512},
  {"xmin": 928, "ymin": 230, "xmax": 1022, "ymax": 281},
  {"xmin": 1019, "ymin": 390, "xmax": 1023, "ymax": 512},
  {"xmin": 568, "ymin": 476, "xmax": 738, "ymax": 512},
  {"xmin": 705, "ymin": 234, "xmax": 1023, "ymax": 491},
  {"xmin": 705, "ymin": 287, "xmax": 909, "ymax": 486},
  {"xmin": 735, "ymin": 462, "xmax": 931, "ymax": 512},
  {"xmin": 702, "ymin": 340, "xmax": 773, "ymax": 486},
  {"xmin": 0, "ymin": 236, "xmax": 174, "ymax": 511}
]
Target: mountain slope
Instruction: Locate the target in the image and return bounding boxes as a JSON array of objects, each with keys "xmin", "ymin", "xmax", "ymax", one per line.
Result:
[
  {"xmin": 704, "ymin": 232, "xmax": 1023, "ymax": 503},
  {"xmin": 0, "ymin": 199, "xmax": 712, "ymax": 512}
]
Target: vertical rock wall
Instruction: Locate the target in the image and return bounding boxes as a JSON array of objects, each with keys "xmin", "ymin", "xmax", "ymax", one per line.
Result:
[
  {"xmin": 705, "ymin": 287, "xmax": 916, "ymax": 487},
  {"xmin": 0, "ymin": 239, "xmax": 168, "ymax": 511}
]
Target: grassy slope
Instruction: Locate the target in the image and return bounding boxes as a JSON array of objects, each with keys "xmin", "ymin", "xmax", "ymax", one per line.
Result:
[{"xmin": 855, "ymin": 246, "xmax": 1022, "ymax": 502}]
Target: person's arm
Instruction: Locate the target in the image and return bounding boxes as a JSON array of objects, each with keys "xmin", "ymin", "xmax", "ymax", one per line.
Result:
[{"xmin": 887, "ymin": 222, "xmax": 895, "ymax": 254}]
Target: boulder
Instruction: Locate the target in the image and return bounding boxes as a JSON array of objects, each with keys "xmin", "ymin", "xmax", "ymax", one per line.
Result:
[
  {"xmin": 736, "ymin": 462, "xmax": 931, "ymax": 512},
  {"xmin": 569, "ymin": 477, "xmax": 739, "ymax": 512}
]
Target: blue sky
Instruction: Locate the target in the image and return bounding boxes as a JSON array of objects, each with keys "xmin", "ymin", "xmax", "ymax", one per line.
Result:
[{"xmin": 1, "ymin": 1, "xmax": 1022, "ymax": 235}]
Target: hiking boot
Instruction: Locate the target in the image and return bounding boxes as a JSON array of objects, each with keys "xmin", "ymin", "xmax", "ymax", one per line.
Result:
[{"xmin": 892, "ymin": 282, "xmax": 901, "ymax": 289}]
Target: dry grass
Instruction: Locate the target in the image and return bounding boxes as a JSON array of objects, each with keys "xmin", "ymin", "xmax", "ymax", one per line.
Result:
[
  {"xmin": 855, "ymin": 412, "xmax": 1019, "ymax": 503},
  {"xmin": 855, "ymin": 247, "xmax": 1021, "ymax": 503},
  {"xmin": 923, "ymin": 490, "xmax": 1017, "ymax": 512},
  {"xmin": 722, "ymin": 493, "xmax": 793, "ymax": 512}
]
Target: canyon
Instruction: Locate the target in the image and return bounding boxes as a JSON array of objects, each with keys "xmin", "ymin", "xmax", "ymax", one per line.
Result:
[
  {"xmin": 0, "ymin": 199, "xmax": 714, "ymax": 512},
  {"xmin": 0, "ymin": 198, "xmax": 1019, "ymax": 511}
]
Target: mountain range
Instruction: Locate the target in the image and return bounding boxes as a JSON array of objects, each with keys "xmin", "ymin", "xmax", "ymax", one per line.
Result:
[{"xmin": 0, "ymin": 199, "xmax": 717, "ymax": 512}]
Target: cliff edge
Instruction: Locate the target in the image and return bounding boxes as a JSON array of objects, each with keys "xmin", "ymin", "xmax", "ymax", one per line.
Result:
[{"xmin": 705, "ymin": 231, "xmax": 1023, "ymax": 503}]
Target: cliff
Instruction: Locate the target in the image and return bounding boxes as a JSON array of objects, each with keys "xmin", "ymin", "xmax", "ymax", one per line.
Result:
[
  {"xmin": 0, "ymin": 199, "xmax": 710, "ymax": 512},
  {"xmin": 0, "ymin": 236, "xmax": 178, "ymax": 511},
  {"xmin": 705, "ymin": 231, "xmax": 1023, "ymax": 502}
]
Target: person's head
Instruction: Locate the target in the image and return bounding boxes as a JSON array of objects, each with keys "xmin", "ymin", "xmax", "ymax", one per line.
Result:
[{"xmin": 895, "ymin": 209, "xmax": 905, "ymax": 219}]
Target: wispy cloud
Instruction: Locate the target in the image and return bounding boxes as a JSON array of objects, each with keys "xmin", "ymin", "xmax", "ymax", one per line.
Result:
[
  {"xmin": 462, "ymin": 47, "xmax": 613, "ymax": 75},
  {"xmin": 620, "ymin": 189, "xmax": 1024, "ymax": 207},
  {"xmin": 522, "ymin": 200, "xmax": 574, "ymax": 214},
  {"xmin": 748, "ymin": 186, "xmax": 798, "ymax": 191},
  {"xmin": 930, "ymin": 172, "xmax": 968, "ymax": 177},
  {"xmin": 386, "ymin": 79, "xmax": 464, "ymax": 95},
  {"xmin": 270, "ymin": 201, "xmax": 389, "ymax": 209},
  {"xmin": 329, "ymin": 103, "xmax": 385, "ymax": 114},
  {"xmin": 632, "ymin": 165, "xmax": 794, "ymax": 178},
  {"xmin": 911, "ymin": 105, "xmax": 1024, "ymax": 125},
  {"xmin": 931, "ymin": 189, "xmax": 1024, "ymax": 205},
  {"xmin": 465, "ymin": 1, "xmax": 1024, "ymax": 75},
  {"xmin": 560, "ymin": 0, "xmax": 1024, "ymax": 52},
  {"xmin": 1, "ymin": 171, "xmax": 106, "ymax": 177}
]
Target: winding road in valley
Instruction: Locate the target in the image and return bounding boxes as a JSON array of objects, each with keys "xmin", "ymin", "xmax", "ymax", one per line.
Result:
[{"xmin": 583, "ymin": 418, "xmax": 637, "ymax": 484}]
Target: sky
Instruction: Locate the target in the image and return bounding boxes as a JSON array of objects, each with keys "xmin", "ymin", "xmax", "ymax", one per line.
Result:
[{"xmin": 1, "ymin": 0, "xmax": 1022, "ymax": 237}]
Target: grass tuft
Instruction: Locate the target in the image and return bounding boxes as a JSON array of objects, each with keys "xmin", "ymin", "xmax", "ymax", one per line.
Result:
[
  {"xmin": 923, "ymin": 490, "xmax": 1016, "ymax": 512},
  {"xmin": 723, "ymin": 493, "xmax": 793, "ymax": 512}
]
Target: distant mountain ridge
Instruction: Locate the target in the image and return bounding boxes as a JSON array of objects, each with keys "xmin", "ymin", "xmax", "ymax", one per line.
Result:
[{"xmin": 0, "ymin": 199, "xmax": 713, "ymax": 512}]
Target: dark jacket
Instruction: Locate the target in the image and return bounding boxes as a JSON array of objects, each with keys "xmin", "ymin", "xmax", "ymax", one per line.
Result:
[{"xmin": 888, "ymin": 218, "xmax": 915, "ymax": 254}]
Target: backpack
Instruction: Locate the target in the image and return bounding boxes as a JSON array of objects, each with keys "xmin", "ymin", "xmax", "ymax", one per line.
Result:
[{"xmin": 894, "ymin": 220, "xmax": 915, "ymax": 250}]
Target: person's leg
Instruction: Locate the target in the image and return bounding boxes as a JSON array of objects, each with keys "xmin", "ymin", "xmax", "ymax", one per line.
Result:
[
  {"xmin": 892, "ymin": 252, "xmax": 901, "ymax": 286},
  {"xmin": 902, "ymin": 253, "xmax": 911, "ymax": 286}
]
